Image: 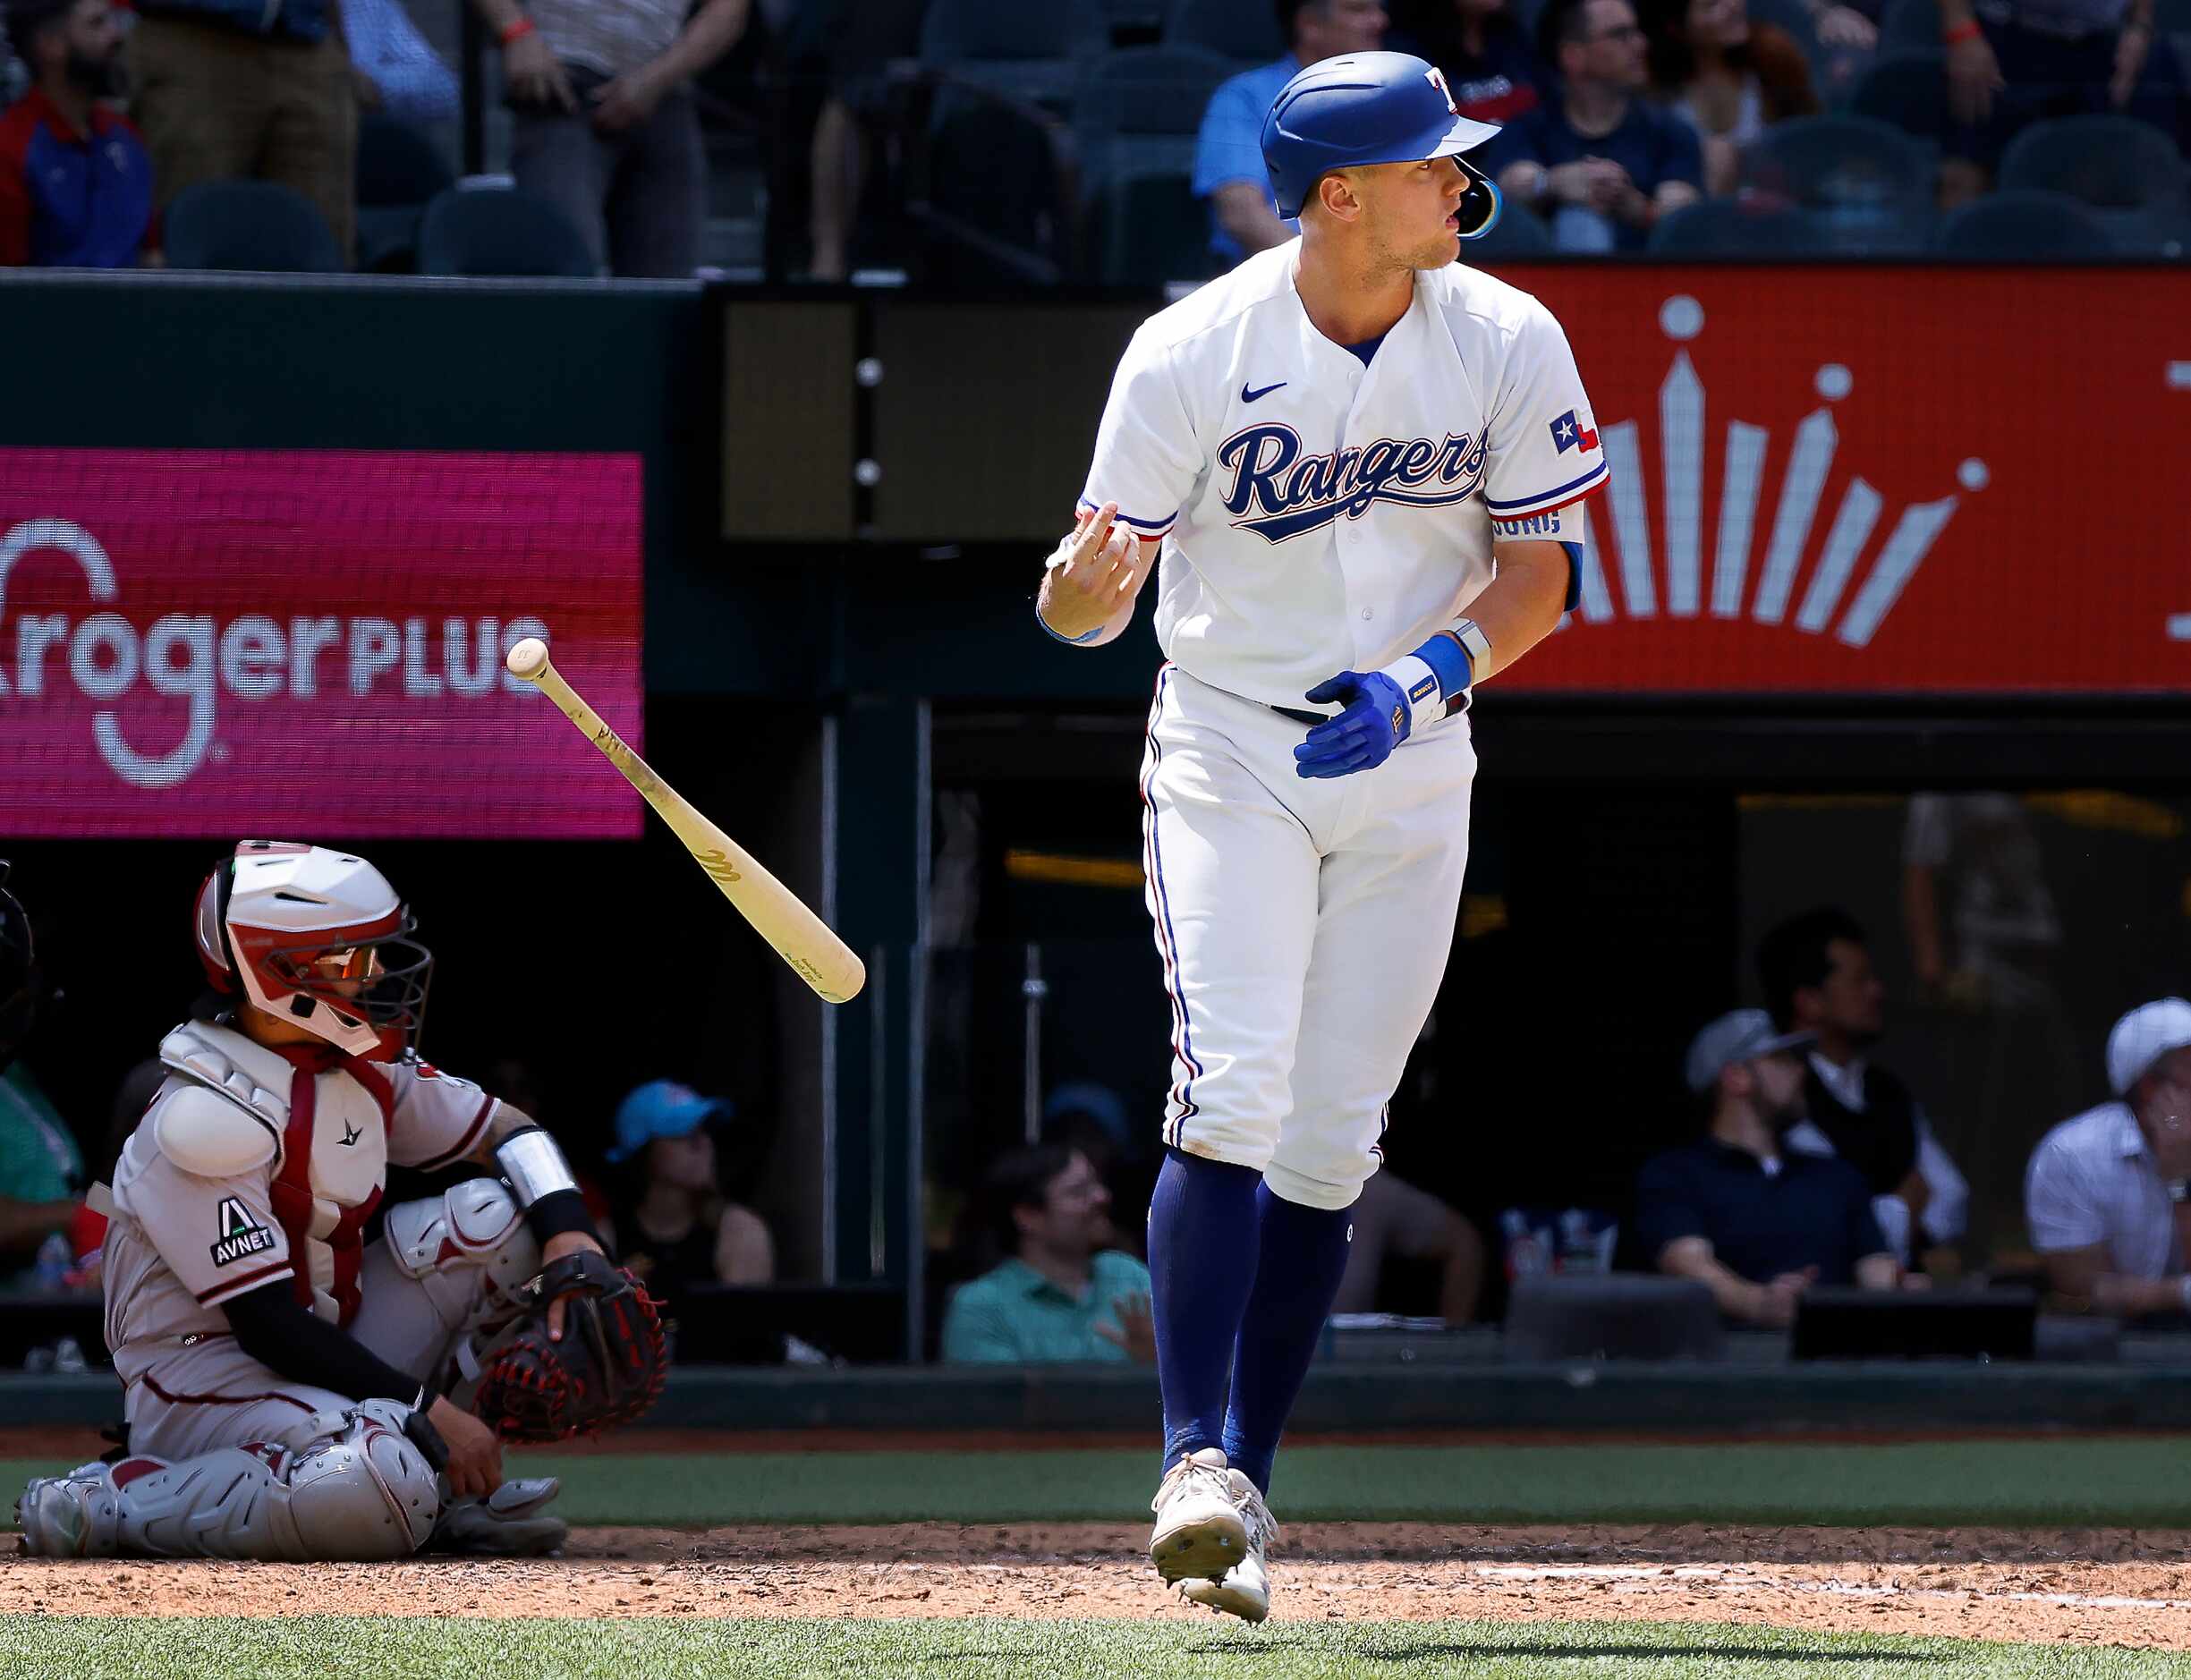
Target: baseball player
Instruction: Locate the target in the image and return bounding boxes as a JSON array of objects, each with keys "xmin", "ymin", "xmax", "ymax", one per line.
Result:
[
  {"xmin": 1036, "ymin": 52, "xmax": 1607, "ymax": 1622},
  {"xmin": 16, "ymin": 840, "xmax": 624, "ymax": 1560}
]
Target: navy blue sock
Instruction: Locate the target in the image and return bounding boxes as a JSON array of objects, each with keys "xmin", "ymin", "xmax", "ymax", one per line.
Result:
[
  {"xmin": 1221, "ymin": 1184, "xmax": 1357, "ymax": 1496},
  {"xmin": 1145, "ymin": 1148, "xmax": 1263, "ymax": 1472}
]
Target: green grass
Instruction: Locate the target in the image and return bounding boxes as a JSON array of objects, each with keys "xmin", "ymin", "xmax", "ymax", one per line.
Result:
[
  {"xmin": 3, "ymin": 1616, "xmax": 2186, "ymax": 1679},
  {"xmin": 22, "ymin": 1438, "xmax": 2191, "ymax": 1528}
]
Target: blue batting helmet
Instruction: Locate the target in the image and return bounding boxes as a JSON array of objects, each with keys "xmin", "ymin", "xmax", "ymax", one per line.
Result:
[{"xmin": 1261, "ymin": 50, "xmax": 1504, "ymax": 234}]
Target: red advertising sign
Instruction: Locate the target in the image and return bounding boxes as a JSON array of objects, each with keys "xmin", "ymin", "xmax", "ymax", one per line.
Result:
[
  {"xmin": 1489, "ymin": 268, "xmax": 2191, "ymax": 695},
  {"xmin": 0, "ymin": 450, "xmax": 642, "ymax": 837}
]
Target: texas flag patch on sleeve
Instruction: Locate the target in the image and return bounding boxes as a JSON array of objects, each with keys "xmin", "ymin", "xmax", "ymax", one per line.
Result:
[{"xmin": 1549, "ymin": 409, "xmax": 1600, "ymax": 454}]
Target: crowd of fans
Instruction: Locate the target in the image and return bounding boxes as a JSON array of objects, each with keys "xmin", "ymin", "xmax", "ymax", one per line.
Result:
[
  {"xmin": 5, "ymin": 800, "xmax": 2191, "ymax": 1370},
  {"xmin": 3, "ymin": 0, "xmax": 2185, "ymax": 275}
]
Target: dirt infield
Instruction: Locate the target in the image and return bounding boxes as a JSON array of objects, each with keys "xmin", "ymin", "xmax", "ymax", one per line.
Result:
[{"xmin": 12, "ymin": 1523, "xmax": 2191, "ymax": 1648}]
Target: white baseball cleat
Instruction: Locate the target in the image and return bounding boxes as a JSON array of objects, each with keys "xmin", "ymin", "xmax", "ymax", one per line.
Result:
[
  {"xmin": 15, "ymin": 1465, "xmax": 114, "ymax": 1558},
  {"xmin": 1148, "ymin": 1447, "xmax": 1248, "ymax": 1584},
  {"xmin": 1177, "ymin": 1467, "xmax": 1277, "ymax": 1623}
]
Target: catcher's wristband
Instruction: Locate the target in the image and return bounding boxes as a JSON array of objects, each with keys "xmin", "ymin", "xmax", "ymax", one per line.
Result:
[
  {"xmin": 496, "ymin": 1125, "xmax": 598, "ymax": 1243},
  {"xmin": 403, "ymin": 1406, "xmax": 451, "ymax": 1475}
]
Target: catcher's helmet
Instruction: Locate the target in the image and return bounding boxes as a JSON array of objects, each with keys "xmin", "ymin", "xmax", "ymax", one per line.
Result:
[
  {"xmin": 0, "ymin": 861, "xmax": 42, "ymax": 1074},
  {"xmin": 193, "ymin": 841, "xmax": 432, "ymax": 1061},
  {"xmin": 1261, "ymin": 50, "xmax": 1503, "ymax": 233}
]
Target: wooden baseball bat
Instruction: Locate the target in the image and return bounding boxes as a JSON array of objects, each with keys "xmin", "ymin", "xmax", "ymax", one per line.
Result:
[{"xmin": 505, "ymin": 638, "xmax": 865, "ymax": 1005}]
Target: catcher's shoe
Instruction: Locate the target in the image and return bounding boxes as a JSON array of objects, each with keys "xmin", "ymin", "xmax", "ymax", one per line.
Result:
[
  {"xmin": 1178, "ymin": 1468, "xmax": 1278, "ymax": 1623},
  {"xmin": 15, "ymin": 1465, "xmax": 114, "ymax": 1557},
  {"xmin": 1149, "ymin": 1447, "xmax": 1247, "ymax": 1584},
  {"xmin": 427, "ymin": 1478, "xmax": 568, "ymax": 1556}
]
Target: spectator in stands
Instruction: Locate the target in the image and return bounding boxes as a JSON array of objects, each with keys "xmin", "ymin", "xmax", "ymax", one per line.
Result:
[
  {"xmin": 1637, "ymin": 0, "xmax": 1819, "ymax": 194},
  {"xmin": 125, "ymin": 0, "xmax": 359, "ymax": 262},
  {"xmin": 2025, "ymin": 998, "xmax": 2191, "ymax": 1318},
  {"xmin": 0, "ymin": 862, "xmax": 83, "ymax": 1284},
  {"xmin": 1193, "ymin": 0, "xmax": 1390, "ymax": 267},
  {"xmin": 941, "ymin": 1143, "xmax": 1155, "ymax": 1364},
  {"xmin": 1392, "ymin": 0, "xmax": 1549, "ymax": 125},
  {"xmin": 1635, "ymin": 1009, "xmax": 1900, "ymax": 1327},
  {"xmin": 605, "ymin": 1079, "xmax": 774, "ymax": 1320},
  {"xmin": 1937, "ymin": 0, "xmax": 2179, "ymax": 206},
  {"xmin": 1759, "ymin": 907, "xmax": 1969, "ymax": 1269},
  {"xmin": 1486, "ymin": 0, "xmax": 1702, "ymax": 250},
  {"xmin": 473, "ymin": 0, "xmax": 752, "ymax": 277},
  {"xmin": 343, "ymin": 0, "xmax": 459, "ymax": 127},
  {"xmin": 1331, "ymin": 1169, "xmax": 1484, "ymax": 1323},
  {"xmin": 0, "ymin": 0, "xmax": 155, "ymax": 267}
]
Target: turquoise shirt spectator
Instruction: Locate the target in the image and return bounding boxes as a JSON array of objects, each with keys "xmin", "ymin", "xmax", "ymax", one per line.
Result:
[
  {"xmin": 1192, "ymin": 54, "xmax": 1299, "ymax": 267},
  {"xmin": 940, "ymin": 1250, "xmax": 1152, "ymax": 1363}
]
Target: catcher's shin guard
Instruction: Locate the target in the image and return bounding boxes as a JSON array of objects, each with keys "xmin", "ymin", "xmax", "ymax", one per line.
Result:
[{"xmin": 15, "ymin": 1403, "xmax": 439, "ymax": 1560}]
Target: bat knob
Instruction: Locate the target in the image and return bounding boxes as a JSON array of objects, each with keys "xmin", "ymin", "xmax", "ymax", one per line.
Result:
[{"xmin": 506, "ymin": 638, "xmax": 551, "ymax": 683}]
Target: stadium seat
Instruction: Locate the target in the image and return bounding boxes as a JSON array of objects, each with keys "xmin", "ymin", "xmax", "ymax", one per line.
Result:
[
  {"xmin": 1998, "ymin": 115, "xmax": 2190, "ymax": 254},
  {"xmin": 1847, "ymin": 50, "xmax": 1951, "ymax": 145},
  {"xmin": 1465, "ymin": 200, "xmax": 1558, "ymax": 258},
  {"xmin": 415, "ymin": 187, "xmax": 597, "ymax": 278},
  {"xmin": 1936, "ymin": 188, "xmax": 2118, "ymax": 256},
  {"xmin": 1075, "ymin": 48, "xmax": 1236, "ymax": 283},
  {"xmin": 1646, "ymin": 196, "xmax": 1830, "ymax": 253},
  {"xmin": 915, "ymin": 100, "xmax": 1075, "ymax": 285},
  {"xmin": 920, "ymin": 0, "xmax": 1108, "ymax": 102},
  {"xmin": 1877, "ymin": 0, "xmax": 1946, "ymax": 55},
  {"xmin": 165, "ymin": 180, "xmax": 343, "ymax": 273},
  {"xmin": 1085, "ymin": 171, "xmax": 1216, "ymax": 284},
  {"xmin": 354, "ymin": 114, "xmax": 457, "ymax": 274},
  {"xmin": 1165, "ymin": 0, "xmax": 1286, "ymax": 62},
  {"xmin": 1739, "ymin": 113, "xmax": 1934, "ymax": 249}
]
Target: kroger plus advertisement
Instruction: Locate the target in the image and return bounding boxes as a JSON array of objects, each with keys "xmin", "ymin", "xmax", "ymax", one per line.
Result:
[{"xmin": 0, "ymin": 450, "xmax": 643, "ymax": 837}]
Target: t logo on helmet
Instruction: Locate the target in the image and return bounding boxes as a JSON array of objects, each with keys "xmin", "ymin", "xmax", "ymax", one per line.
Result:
[{"xmin": 1423, "ymin": 65, "xmax": 1460, "ymax": 117}]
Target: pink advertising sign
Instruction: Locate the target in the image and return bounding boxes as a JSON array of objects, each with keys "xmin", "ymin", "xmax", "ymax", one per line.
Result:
[{"xmin": 0, "ymin": 449, "xmax": 643, "ymax": 837}]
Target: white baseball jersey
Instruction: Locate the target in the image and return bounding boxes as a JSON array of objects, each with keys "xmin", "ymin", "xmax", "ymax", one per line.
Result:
[
  {"xmin": 105, "ymin": 1020, "xmax": 505, "ymax": 1388},
  {"xmin": 1079, "ymin": 243, "xmax": 1607, "ymax": 710}
]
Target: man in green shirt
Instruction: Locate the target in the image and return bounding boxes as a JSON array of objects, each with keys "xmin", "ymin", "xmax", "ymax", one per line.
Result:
[
  {"xmin": 0, "ymin": 863, "xmax": 79, "ymax": 1282},
  {"xmin": 942, "ymin": 1144, "xmax": 1154, "ymax": 1365}
]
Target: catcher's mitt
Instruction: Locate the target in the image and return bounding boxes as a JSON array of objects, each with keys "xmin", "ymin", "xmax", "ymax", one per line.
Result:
[{"xmin": 474, "ymin": 1250, "xmax": 668, "ymax": 1443}]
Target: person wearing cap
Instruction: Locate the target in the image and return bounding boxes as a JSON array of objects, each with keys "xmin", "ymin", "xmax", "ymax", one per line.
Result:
[
  {"xmin": 2024, "ymin": 999, "xmax": 2191, "ymax": 1318},
  {"xmin": 1482, "ymin": 0, "xmax": 1701, "ymax": 250},
  {"xmin": 605, "ymin": 1079, "xmax": 773, "ymax": 1325},
  {"xmin": 1193, "ymin": 0, "xmax": 1390, "ymax": 267},
  {"xmin": 1634, "ymin": 1009, "xmax": 1899, "ymax": 1328},
  {"xmin": 0, "ymin": 0, "xmax": 155, "ymax": 267}
]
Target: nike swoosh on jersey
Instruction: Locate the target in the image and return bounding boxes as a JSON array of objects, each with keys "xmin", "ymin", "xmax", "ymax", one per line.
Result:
[{"xmin": 1240, "ymin": 380, "xmax": 1287, "ymax": 403}]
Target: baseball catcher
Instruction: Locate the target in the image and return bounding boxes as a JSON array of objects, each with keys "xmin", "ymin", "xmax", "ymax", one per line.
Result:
[{"xmin": 15, "ymin": 841, "xmax": 667, "ymax": 1560}]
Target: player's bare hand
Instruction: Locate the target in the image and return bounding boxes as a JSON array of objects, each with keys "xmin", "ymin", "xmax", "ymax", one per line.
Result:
[
  {"xmin": 505, "ymin": 30, "xmax": 578, "ymax": 113},
  {"xmin": 1039, "ymin": 503, "xmax": 1146, "ymax": 642},
  {"xmin": 1095, "ymin": 1292, "xmax": 1158, "ymax": 1365},
  {"xmin": 541, "ymin": 1229, "xmax": 607, "ymax": 1341},
  {"xmin": 1945, "ymin": 30, "xmax": 2004, "ymax": 123},
  {"xmin": 428, "ymin": 1396, "xmax": 505, "ymax": 1498}
]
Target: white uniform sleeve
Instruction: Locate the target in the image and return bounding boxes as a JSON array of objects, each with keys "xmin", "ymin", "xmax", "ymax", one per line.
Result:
[
  {"xmin": 1077, "ymin": 329, "xmax": 1202, "ymax": 543},
  {"xmin": 384, "ymin": 1059, "xmax": 501, "ymax": 1172},
  {"xmin": 125, "ymin": 1141, "xmax": 294, "ymax": 1309},
  {"xmin": 2025, "ymin": 1133, "xmax": 2105, "ymax": 1254},
  {"xmin": 1481, "ymin": 298, "xmax": 1610, "ymax": 524}
]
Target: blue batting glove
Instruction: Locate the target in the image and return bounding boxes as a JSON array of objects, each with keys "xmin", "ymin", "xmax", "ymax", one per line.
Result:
[{"xmin": 1293, "ymin": 669, "xmax": 1414, "ymax": 779}]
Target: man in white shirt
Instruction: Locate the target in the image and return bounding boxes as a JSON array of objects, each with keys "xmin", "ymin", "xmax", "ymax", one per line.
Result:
[
  {"xmin": 1757, "ymin": 906, "xmax": 1969, "ymax": 1268},
  {"xmin": 2025, "ymin": 997, "xmax": 2191, "ymax": 1318}
]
